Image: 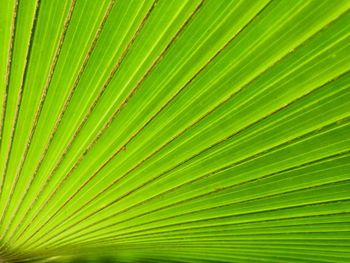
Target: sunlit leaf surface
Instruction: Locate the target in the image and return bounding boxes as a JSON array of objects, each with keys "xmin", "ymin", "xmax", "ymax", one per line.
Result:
[{"xmin": 0, "ymin": 0, "xmax": 350, "ymax": 262}]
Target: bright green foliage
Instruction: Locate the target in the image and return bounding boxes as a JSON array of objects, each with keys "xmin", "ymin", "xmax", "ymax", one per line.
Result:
[{"xmin": 0, "ymin": 0, "xmax": 350, "ymax": 262}]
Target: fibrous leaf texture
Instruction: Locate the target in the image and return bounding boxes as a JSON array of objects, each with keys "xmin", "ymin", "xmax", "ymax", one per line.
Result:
[{"xmin": 0, "ymin": 0, "xmax": 350, "ymax": 262}]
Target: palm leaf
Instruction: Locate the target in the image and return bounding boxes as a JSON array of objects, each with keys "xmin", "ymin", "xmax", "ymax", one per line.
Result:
[{"xmin": 0, "ymin": 0, "xmax": 349, "ymax": 262}]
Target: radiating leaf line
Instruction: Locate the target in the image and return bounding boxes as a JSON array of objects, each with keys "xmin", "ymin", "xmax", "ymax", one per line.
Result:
[
  {"xmin": 54, "ymin": 200, "xmax": 350, "ymax": 247},
  {"xmin": 144, "ymin": 249, "xmax": 344, "ymax": 263},
  {"xmin": 48, "ymin": 189, "xmax": 350, "ymax": 249},
  {"xmin": 15, "ymin": 0, "xmax": 273, "ymax": 246},
  {"xmin": 90, "ymin": 235, "xmax": 350, "ymax": 247},
  {"xmin": 0, "ymin": 0, "xmax": 77, "ymax": 242},
  {"xmin": 62, "ymin": 234, "xmax": 350, "ymax": 254},
  {"xmin": 19, "ymin": 1, "xmax": 344, "ymax": 245},
  {"xmin": 0, "ymin": 0, "xmax": 18, "ymax": 244},
  {"xmin": 0, "ymin": 0, "xmax": 41, "ymax": 226},
  {"xmin": 0, "ymin": 0, "xmax": 18, "ymax": 146},
  {"xmin": 22, "ymin": 0, "xmax": 204, "ymax": 234},
  {"xmin": 99, "ymin": 229, "xmax": 350, "ymax": 243},
  {"xmin": 10, "ymin": 0, "xmax": 159, "ymax": 245},
  {"xmin": 102, "ymin": 238, "xmax": 349, "ymax": 249},
  {"xmin": 70, "ymin": 236, "xmax": 350, "ymax": 247},
  {"xmin": 1, "ymin": 0, "xmax": 350, "ymax": 261},
  {"xmin": 111, "ymin": 179, "xmax": 350, "ymax": 237},
  {"xmin": 73, "ymin": 199, "xmax": 350, "ymax": 249},
  {"xmin": 27, "ymin": 117, "xmax": 350, "ymax": 249},
  {"xmin": 29, "ymin": 68, "xmax": 350, "ymax": 246},
  {"xmin": 5, "ymin": 0, "xmax": 117, "ymax": 243},
  {"xmin": 22, "ymin": 8, "xmax": 350, "ymax": 243},
  {"xmin": 49, "ymin": 213, "xmax": 350, "ymax": 253},
  {"xmin": 25, "ymin": 81, "xmax": 350, "ymax": 251},
  {"xmin": 43, "ymin": 151, "xmax": 350, "ymax": 248},
  {"xmin": 81, "ymin": 219, "xmax": 350, "ymax": 246},
  {"xmin": 53, "ymin": 0, "xmax": 205, "ymax": 192},
  {"xmin": 54, "ymin": 239, "xmax": 348, "ymax": 249},
  {"xmin": 47, "ymin": 239, "xmax": 350, "ymax": 263},
  {"xmin": 55, "ymin": 243, "xmax": 350, "ymax": 259},
  {"xmin": 52, "ymin": 151, "xmax": 350, "ymax": 245},
  {"xmin": 118, "ymin": 245, "xmax": 350, "ymax": 261}
]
